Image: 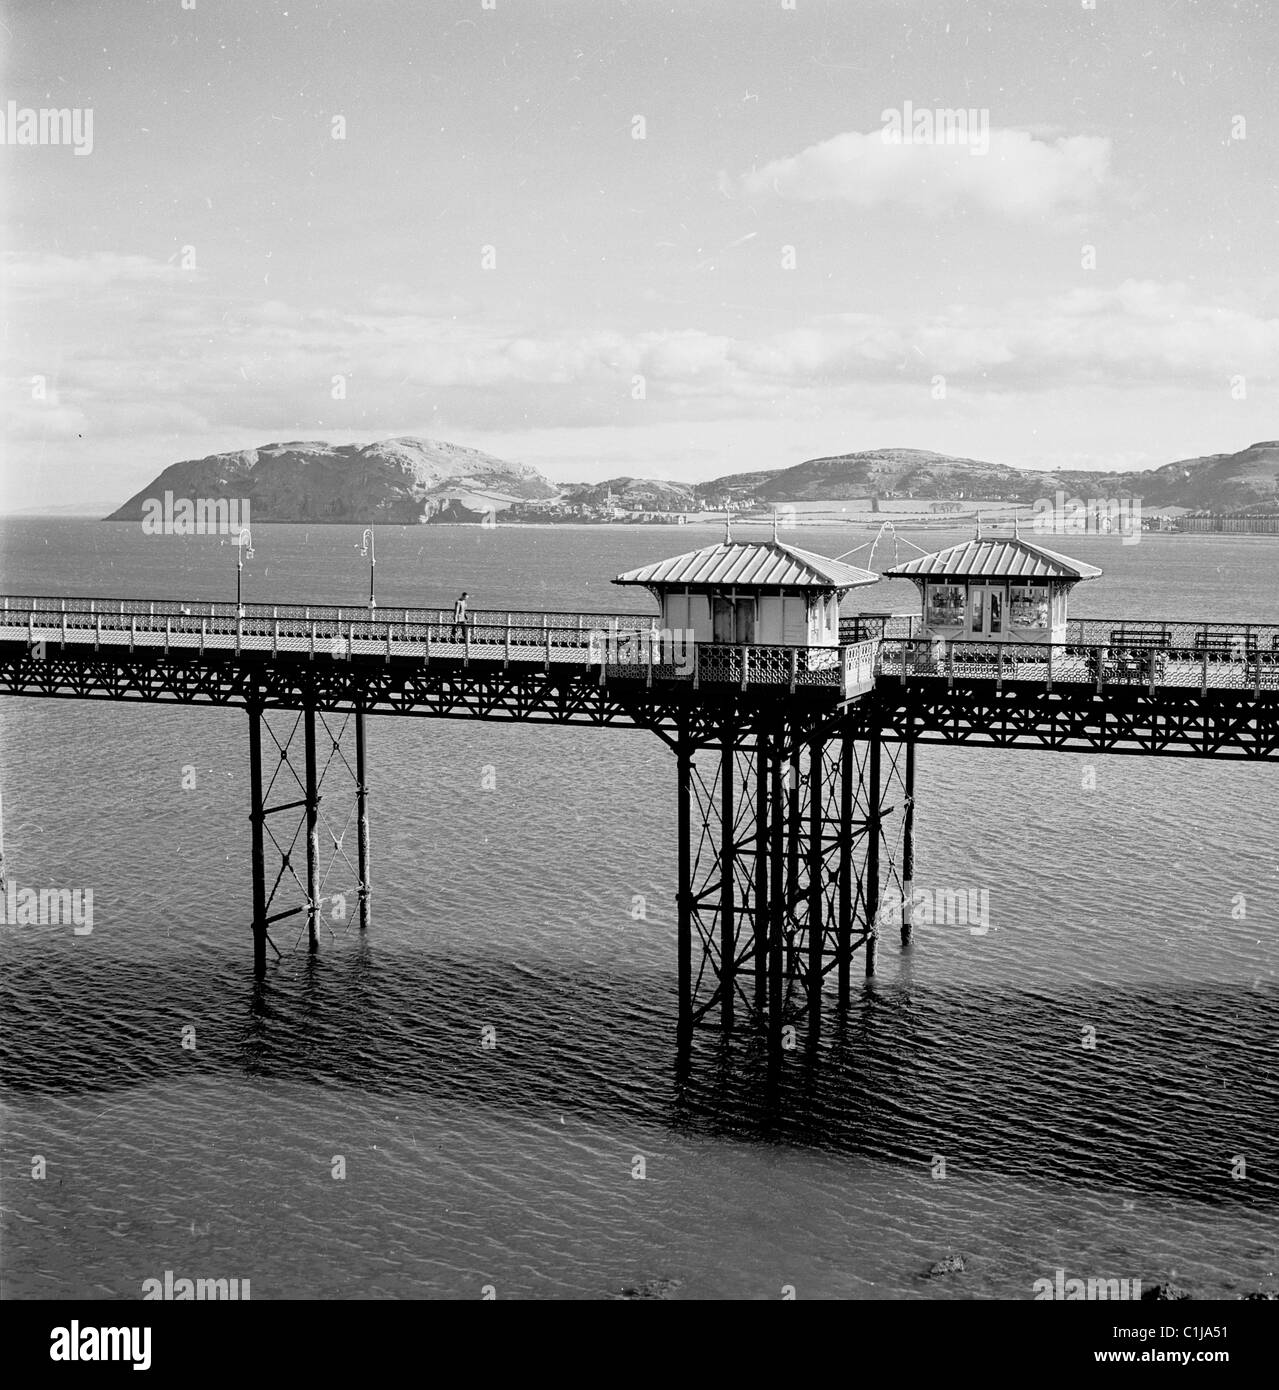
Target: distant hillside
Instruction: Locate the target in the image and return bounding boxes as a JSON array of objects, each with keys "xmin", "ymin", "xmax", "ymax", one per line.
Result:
[
  {"xmin": 107, "ymin": 437, "xmax": 1279, "ymax": 524},
  {"xmin": 107, "ymin": 437, "xmax": 558, "ymax": 523},
  {"xmin": 1108, "ymin": 441, "xmax": 1279, "ymax": 511},
  {"xmin": 693, "ymin": 442, "xmax": 1279, "ymax": 513},
  {"xmin": 712, "ymin": 448, "xmax": 1022, "ymax": 503}
]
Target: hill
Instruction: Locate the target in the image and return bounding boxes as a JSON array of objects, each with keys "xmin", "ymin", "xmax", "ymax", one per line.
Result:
[
  {"xmin": 693, "ymin": 442, "xmax": 1279, "ymax": 512},
  {"xmin": 106, "ymin": 437, "xmax": 557, "ymax": 523}
]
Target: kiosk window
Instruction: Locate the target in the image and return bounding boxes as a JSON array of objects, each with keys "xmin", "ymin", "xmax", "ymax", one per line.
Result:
[
  {"xmin": 926, "ymin": 583, "xmax": 964, "ymax": 625},
  {"xmin": 1010, "ymin": 585, "xmax": 1048, "ymax": 628}
]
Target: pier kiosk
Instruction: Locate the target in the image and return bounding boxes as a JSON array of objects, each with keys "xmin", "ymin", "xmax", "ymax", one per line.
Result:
[
  {"xmin": 882, "ymin": 528, "xmax": 1102, "ymax": 670},
  {"xmin": 613, "ymin": 524, "xmax": 880, "ymax": 674}
]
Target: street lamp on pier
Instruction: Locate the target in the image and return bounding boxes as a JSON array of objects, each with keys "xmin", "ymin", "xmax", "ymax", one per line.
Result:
[
  {"xmin": 235, "ymin": 527, "xmax": 254, "ymax": 617},
  {"xmin": 359, "ymin": 526, "xmax": 376, "ymax": 610}
]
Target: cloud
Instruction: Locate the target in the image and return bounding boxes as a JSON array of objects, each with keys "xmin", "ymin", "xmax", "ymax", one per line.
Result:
[
  {"xmin": 4, "ymin": 249, "xmax": 1274, "ymax": 466},
  {"xmin": 741, "ymin": 125, "xmax": 1112, "ymax": 221},
  {"xmin": 2, "ymin": 252, "xmax": 193, "ymax": 292}
]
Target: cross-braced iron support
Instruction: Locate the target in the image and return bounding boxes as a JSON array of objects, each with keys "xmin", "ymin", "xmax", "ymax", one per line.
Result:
[
  {"xmin": 246, "ymin": 699, "xmax": 371, "ymax": 975},
  {"xmin": 674, "ymin": 707, "xmax": 912, "ymax": 1038}
]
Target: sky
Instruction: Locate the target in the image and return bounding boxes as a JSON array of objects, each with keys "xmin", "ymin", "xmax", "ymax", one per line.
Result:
[{"xmin": 2, "ymin": 0, "xmax": 1277, "ymax": 512}]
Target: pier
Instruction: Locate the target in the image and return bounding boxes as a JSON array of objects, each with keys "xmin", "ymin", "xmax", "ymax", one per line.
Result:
[{"xmin": 1, "ymin": 539, "xmax": 1276, "ymax": 1048}]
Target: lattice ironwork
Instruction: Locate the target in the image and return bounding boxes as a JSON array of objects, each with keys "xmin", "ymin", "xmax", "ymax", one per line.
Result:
[
  {"xmin": 673, "ymin": 709, "xmax": 913, "ymax": 1042},
  {"xmin": 245, "ymin": 699, "xmax": 370, "ymax": 971}
]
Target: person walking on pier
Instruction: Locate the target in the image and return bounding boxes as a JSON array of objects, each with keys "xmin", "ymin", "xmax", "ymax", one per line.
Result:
[{"xmin": 452, "ymin": 591, "xmax": 469, "ymax": 641}]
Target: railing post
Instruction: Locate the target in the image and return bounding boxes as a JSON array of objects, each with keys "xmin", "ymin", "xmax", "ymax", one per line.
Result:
[
  {"xmin": 788, "ymin": 647, "xmax": 798, "ymax": 694},
  {"xmin": 1046, "ymin": 640, "xmax": 1053, "ymax": 691},
  {"xmin": 130, "ymin": 616, "xmax": 136, "ymax": 652},
  {"xmin": 544, "ymin": 614, "xmax": 551, "ymax": 670},
  {"xmin": 505, "ymin": 618, "xmax": 512, "ymax": 666},
  {"xmin": 1095, "ymin": 646, "xmax": 1104, "ymax": 693},
  {"xmin": 273, "ymin": 620, "xmax": 279, "ymax": 657},
  {"xmin": 95, "ymin": 614, "xmax": 101, "ymax": 651},
  {"xmin": 947, "ymin": 641, "xmax": 955, "ymax": 688},
  {"xmin": 164, "ymin": 616, "xmax": 170, "ymax": 654},
  {"xmin": 309, "ymin": 621, "xmax": 316, "ymax": 661},
  {"xmin": 200, "ymin": 618, "xmax": 206, "ymax": 655},
  {"xmin": 1201, "ymin": 644, "xmax": 1209, "ymax": 696}
]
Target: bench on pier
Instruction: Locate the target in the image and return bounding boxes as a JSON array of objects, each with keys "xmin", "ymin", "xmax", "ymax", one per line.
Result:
[
  {"xmin": 1098, "ymin": 627, "xmax": 1168, "ymax": 683},
  {"xmin": 1108, "ymin": 626, "xmax": 1172, "ymax": 653},
  {"xmin": 1191, "ymin": 629, "xmax": 1261, "ymax": 659}
]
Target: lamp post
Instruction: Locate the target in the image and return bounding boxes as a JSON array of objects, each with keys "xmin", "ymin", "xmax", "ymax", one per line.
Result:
[
  {"xmin": 359, "ymin": 526, "xmax": 376, "ymax": 610},
  {"xmin": 235, "ymin": 527, "xmax": 254, "ymax": 617}
]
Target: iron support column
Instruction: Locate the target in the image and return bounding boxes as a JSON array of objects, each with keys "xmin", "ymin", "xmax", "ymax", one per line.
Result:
[
  {"xmin": 676, "ymin": 731, "xmax": 693, "ymax": 1039},
  {"xmin": 304, "ymin": 702, "xmax": 320, "ymax": 949},
  {"xmin": 838, "ymin": 732, "xmax": 853, "ymax": 1006},
  {"xmin": 356, "ymin": 704, "xmax": 371, "ymax": 931},
  {"xmin": 806, "ymin": 732, "xmax": 824, "ymax": 1015},
  {"xmin": 754, "ymin": 720, "xmax": 769, "ymax": 1013},
  {"xmin": 865, "ymin": 729, "xmax": 881, "ymax": 977},
  {"xmin": 901, "ymin": 734, "xmax": 915, "ymax": 945},
  {"xmin": 786, "ymin": 739, "xmax": 801, "ymax": 978},
  {"xmin": 720, "ymin": 737, "xmax": 735, "ymax": 1030},
  {"xmin": 248, "ymin": 703, "xmax": 267, "ymax": 977},
  {"xmin": 769, "ymin": 725, "xmax": 785, "ymax": 1048}
]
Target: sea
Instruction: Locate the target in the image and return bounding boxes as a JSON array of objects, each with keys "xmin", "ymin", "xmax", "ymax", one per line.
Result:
[{"xmin": 0, "ymin": 519, "xmax": 1276, "ymax": 1300}]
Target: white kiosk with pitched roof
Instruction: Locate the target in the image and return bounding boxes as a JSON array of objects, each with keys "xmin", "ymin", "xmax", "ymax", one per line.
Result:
[
  {"xmin": 882, "ymin": 527, "xmax": 1101, "ymax": 646},
  {"xmin": 613, "ymin": 523, "xmax": 879, "ymax": 658}
]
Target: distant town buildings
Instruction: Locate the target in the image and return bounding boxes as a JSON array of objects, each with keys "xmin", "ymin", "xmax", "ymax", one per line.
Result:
[{"xmin": 1178, "ymin": 512, "xmax": 1279, "ymax": 534}]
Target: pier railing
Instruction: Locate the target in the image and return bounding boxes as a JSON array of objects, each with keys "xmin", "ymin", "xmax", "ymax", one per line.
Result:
[
  {"xmin": 841, "ymin": 611, "xmax": 1279, "ymax": 652},
  {"xmin": 0, "ymin": 596, "xmax": 879, "ymax": 698},
  {"xmin": 4, "ymin": 597, "xmax": 1275, "ymax": 698},
  {"xmin": 878, "ymin": 636, "xmax": 1279, "ymax": 694}
]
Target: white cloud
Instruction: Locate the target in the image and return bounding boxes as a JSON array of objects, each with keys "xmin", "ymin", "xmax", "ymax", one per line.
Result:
[
  {"xmin": 2, "ymin": 252, "xmax": 192, "ymax": 292},
  {"xmin": 741, "ymin": 126, "xmax": 1112, "ymax": 221}
]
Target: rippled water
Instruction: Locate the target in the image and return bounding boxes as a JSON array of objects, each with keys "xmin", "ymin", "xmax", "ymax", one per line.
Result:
[{"xmin": 1, "ymin": 520, "xmax": 1276, "ymax": 1299}]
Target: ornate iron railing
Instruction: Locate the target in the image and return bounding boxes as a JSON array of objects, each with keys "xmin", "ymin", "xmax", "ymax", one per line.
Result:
[
  {"xmin": 0, "ymin": 597, "xmax": 878, "ymax": 696},
  {"xmin": 0, "ymin": 594, "xmax": 658, "ymax": 633},
  {"xmin": 877, "ymin": 637, "xmax": 1279, "ymax": 694},
  {"xmin": 5, "ymin": 596, "xmax": 1272, "ymax": 696},
  {"xmin": 841, "ymin": 611, "xmax": 1279, "ymax": 653}
]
